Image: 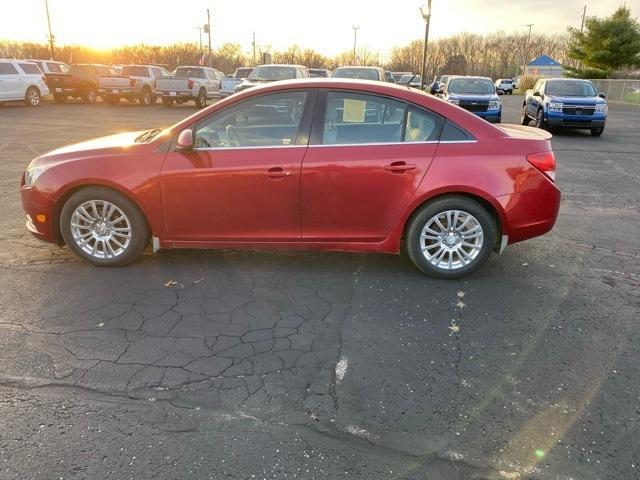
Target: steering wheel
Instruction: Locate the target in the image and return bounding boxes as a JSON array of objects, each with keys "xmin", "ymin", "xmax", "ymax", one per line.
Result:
[{"xmin": 226, "ymin": 125, "xmax": 242, "ymax": 147}]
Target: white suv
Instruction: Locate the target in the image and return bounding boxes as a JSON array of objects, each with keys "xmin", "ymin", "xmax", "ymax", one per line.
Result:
[{"xmin": 0, "ymin": 59, "xmax": 49, "ymax": 106}]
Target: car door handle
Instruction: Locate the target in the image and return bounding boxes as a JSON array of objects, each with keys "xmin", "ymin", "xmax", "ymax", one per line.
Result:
[
  {"xmin": 267, "ymin": 167, "xmax": 291, "ymax": 179},
  {"xmin": 384, "ymin": 162, "xmax": 416, "ymax": 173}
]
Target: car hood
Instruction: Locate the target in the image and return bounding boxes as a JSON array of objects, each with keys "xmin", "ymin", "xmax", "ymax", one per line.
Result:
[
  {"xmin": 448, "ymin": 93, "xmax": 500, "ymax": 101},
  {"xmin": 30, "ymin": 131, "xmax": 152, "ymax": 166},
  {"xmin": 545, "ymin": 95, "xmax": 604, "ymax": 104}
]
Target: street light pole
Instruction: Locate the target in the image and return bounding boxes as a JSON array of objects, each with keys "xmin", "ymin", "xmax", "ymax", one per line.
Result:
[
  {"xmin": 420, "ymin": 1, "xmax": 432, "ymax": 88},
  {"xmin": 352, "ymin": 25, "xmax": 359, "ymax": 65},
  {"xmin": 197, "ymin": 27, "xmax": 203, "ymax": 53},
  {"xmin": 252, "ymin": 32, "xmax": 256, "ymax": 65},
  {"xmin": 206, "ymin": 8, "xmax": 212, "ymax": 67},
  {"xmin": 521, "ymin": 23, "xmax": 533, "ymax": 77},
  {"xmin": 44, "ymin": 0, "xmax": 55, "ymax": 60}
]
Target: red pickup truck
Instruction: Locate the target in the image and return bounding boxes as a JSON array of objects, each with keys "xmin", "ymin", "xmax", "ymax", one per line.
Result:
[{"xmin": 45, "ymin": 64, "xmax": 117, "ymax": 104}]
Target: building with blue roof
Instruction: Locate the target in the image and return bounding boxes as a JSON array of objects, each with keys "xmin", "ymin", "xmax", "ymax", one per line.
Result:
[{"xmin": 524, "ymin": 55, "xmax": 563, "ymax": 77}]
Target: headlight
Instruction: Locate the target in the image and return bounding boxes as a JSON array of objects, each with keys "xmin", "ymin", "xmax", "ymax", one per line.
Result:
[
  {"xmin": 488, "ymin": 100, "xmax": 501, "ymax": 110},
  {"xmin": 24, "ymin": 164, "xmax": 49, "ymax": 187},
  {"xmin": 595, "ymin": 103, "xmax": 607, "ymax": 114},
  {"xmin": 548, "ymin": 102, "xmax": 563, "ymax": 112},
  {"xmin": 449, "ymin": 99, "xmax": 459, "ymax": 105}
]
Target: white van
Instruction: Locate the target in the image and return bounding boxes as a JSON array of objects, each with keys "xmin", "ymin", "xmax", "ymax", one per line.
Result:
[{"xmin": 0, "ymin": 59, "xmax": 50, "ymax": 106}]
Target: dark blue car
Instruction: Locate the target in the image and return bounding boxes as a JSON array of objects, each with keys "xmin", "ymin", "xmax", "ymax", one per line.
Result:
[
  {"xmin": 439, "ymin": 76, "xmax": 501, "ymax": 123},
  {"xmin": 521, "ymin": 78, "xmax": 607, "ymax": 136}
]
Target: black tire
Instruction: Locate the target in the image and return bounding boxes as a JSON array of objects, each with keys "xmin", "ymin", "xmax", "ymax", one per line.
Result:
[
  {"xmin": 405, "ymin": 196, "xmax": 497, "ymax": 279},
  {"xmin": 535, "ymin": 108, "xmax": 547, "ymax": 130},
  {"xmin": 591, "ymin": 126, "xmax": 604, "ymax": 137},
  {"xmin": 24, "ymin": 86, "xmax": 40, "ymax": 107},
  {"xmin": 139, "ymin": 87, "xmax": 152, "ymax": 106},
  {"xmin": 53, "ymin": 93, "xmax": 68, "ymax": 103},
  {"xmin": 195, "ymin": 88, "xmax": 207, "ymax": 108},
  {"xmin": 105, "ymin": 95, "xmax": 120, "ymax": 105},
  {"xmin": 59, "ymin": 187, "xmax": 150, "ymax": 267},
  {"xmin": 162, "ymin": 97, "xmax": 174, "ymax": 107},
  {"xmin": 520, "ymin": 104, "xmax": 530, "ymax": 126},
  {"xmin": 82, "ymin": 86, "xmax": 98, "ymax": 104},
  {"xmin": 151, "ymin": 94, "xmax": 158, "ymax": 104}
]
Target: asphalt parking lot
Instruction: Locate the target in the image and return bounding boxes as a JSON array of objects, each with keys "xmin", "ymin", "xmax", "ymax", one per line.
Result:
[{"xmin": 0, "ymin": 94, "xmax": 638, "ymax": 480}]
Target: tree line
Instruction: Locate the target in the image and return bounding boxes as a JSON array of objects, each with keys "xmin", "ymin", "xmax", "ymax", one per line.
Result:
[{"xmin": 1, "ymin": 6, "xmax": 638, "ymax": 79}]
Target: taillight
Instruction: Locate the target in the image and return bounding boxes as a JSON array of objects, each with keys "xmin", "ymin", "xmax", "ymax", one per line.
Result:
[
  {"xmin": 527, "ymin": 151, "xmax": 556, "ymax": 182},
  {"xmin": 187, "ymin": 79, "xmax": 195, "ymax": 90},
  {"xmin": 129, "ymin": 78, "xmax": 136, "ymax": 87}
]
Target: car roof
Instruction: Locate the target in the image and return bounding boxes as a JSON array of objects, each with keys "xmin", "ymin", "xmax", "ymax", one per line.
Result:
[
  {"xmin": 257, "ymin": 64, "xmax": 307, "ymax": 69},
  {"xmin": 450, "ymin": 75, "xmax": 493, "ymax": 81},
  {"xmin": 335, "ymin": 66, "xmax": 383, "ymax": 70},
  {"xmin": 545, "ymin": 78, "xmax": 591, "ymax": 83}
]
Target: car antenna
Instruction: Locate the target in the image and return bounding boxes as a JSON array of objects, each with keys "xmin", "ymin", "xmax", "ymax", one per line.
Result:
[{"xmin": 405, "ymin": 73, "xmax": 418, "ymax": 89}]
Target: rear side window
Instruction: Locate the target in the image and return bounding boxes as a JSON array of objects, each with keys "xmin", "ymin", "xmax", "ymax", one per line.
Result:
[
  {"xmin": 121, "ymin": 66, "xmax": 149, "ymax": 77},
  {"xmin": 404, "ymin": 107, "xmax": 443, "ymax": 142},
  {"xmin": 46, "ymin": 62, "xmax": 62, "ymax": 73},
  {"xmin": 441, "ymin": 120, "xmax": 474, "ymax": 141},
  {"xmin": 0, "ymin": 63, "xmax": 19, "ymax": 74},
  {"xmin": 18, "ymin": 63, "xmax": 41, "ymax": 74}
]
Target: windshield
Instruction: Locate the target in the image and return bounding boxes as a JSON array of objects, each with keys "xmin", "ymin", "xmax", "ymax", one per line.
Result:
[
  {"xmin": 399, "ymin": 75, "xmax": 421, "ymax": 84},
  {"xmin": 309, "ymin": 69, "xmax": 329, "ymax": 78},
  {"xmin": 248, "ymin": 66, "xmax": 297, "ymax": 81},
  {"xmin": 174, "ymin": 67, "xmax": 205, "ymax": 79},
  {"xmin": 121, "ymin": 66, "xmax": 149, "ymax": 77},
  {"xmin": 546, "ymin": 80, "xmax": 596, "ymax": 97},
  {"xmin": 235, "ymin": 67, "xmax": 253, "ymax": 78},
  {"xmin": 333, "ymin": 68, "xmax": 379, "ymax": 80},
  {"xmin": 448, "ymin": 78, "xmax": 494, "ymax": 94}
]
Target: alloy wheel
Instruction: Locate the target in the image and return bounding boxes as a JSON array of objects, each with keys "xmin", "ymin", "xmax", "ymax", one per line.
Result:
[
  {"xmin": 27, "ymin": 89, "xmax": 40, "ymax": 106},
  {"xmin": 70, "ymin": 200, "xmax": 132, "ymax": 259},
  {"xmin": 419, "ymin": 210, "xmax": 484, "ymax": 270}
]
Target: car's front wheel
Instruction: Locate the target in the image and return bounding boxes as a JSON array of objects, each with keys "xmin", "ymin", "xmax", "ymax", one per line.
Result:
[
  {"xmin": 405, "ymin": 196, "xmax": 496, "ymax": 279},
  {"xmin": 591, "ymin": 126, "xmax": 604, "ymax": 137},
  {"xmin": 60, "ymin": 187, "xmax": 150, "ymax": 266}
]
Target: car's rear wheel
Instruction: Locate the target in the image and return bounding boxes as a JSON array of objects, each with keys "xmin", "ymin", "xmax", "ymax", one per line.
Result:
[
  {"xmin": 24, "ymin": 87, "xmax": 40, "ymax": 107},
  {"xmin": 591, "ymin": 126, "xmax": 604, "ymax": 137},
  {"xmin": 405, "ymin": 196, "xmax": 496, "ymax": 279},
  {"xmin": 139, "ymin": 87, "xmax": 152, "ymax": 106},
  {"xmin": 60, "ymin": 187, "xmax": 150, "ymax": 266},
  {"xmin": 82, "ymin": 86, "xmax": 97, "ymax": 104},
  {"xmin": 195, "ymin": 88, "xmax": 207, "ymax": 108}
]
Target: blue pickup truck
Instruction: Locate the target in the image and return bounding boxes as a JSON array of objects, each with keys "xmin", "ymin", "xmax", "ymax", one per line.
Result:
[
  {"xmin": 521, "ymin": 78, "xmax": 607, "ymax": 136},
  {"xmin": 438, "ymin": 76, "xmax": 501, "ymax": 123}
]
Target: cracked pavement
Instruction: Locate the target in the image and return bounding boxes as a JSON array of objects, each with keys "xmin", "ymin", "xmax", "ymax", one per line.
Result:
[{"xmin": 0, "ymin": 97, "xmax": 638, "ymax": 479}]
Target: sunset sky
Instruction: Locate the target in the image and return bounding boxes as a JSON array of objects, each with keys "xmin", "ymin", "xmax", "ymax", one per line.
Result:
[{"xmin": 1, "ymin": 0, "xmax": 637, "ymax": 57}]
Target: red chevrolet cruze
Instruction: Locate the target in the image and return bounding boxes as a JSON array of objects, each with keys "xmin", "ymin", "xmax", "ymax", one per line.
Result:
[{"xmin": 20, "ymin": 79, "xmax": 560, "ymax": 278}]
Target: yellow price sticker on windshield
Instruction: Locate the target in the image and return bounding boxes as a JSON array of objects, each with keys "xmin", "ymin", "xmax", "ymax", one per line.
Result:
[{"xmin": 343, "ymin": 99, "xmax": 366, "ymax": 123}]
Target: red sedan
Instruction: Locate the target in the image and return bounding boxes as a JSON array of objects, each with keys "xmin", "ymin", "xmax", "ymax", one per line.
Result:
[{"xmin": 20, "ymin": 79, "xmax": 560, "ymax": 278}]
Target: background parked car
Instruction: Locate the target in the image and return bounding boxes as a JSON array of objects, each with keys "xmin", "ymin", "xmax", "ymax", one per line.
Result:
[
  {"xmin": 156, "ymin": 66, "xmax": 224, "ymax": 108},
  {"xmin": 332, "ymin": 66, "xmax": 387, "ymax": 82},
  {"xmin": 385, "ymin": 70, "xmax": 396, "ymax": 83},
  {"xmin": 98, "ymin": 64, "xmax": 172, "ymax": 105},
  {"xmin": 521, "ymin": 78, "xmax": 607, "ymax": 136},
  {"xmin": 45, "ymin": 63, "xmax": 115, "ymax": 104},
  {"xmin": 235, "ymin": 64, "xmax": 309, "ymax": 92},
  {"xmin": 309, "ymin": 68, "xmax": 331, "ymax": 78},
  {"xmin": 220, "ymin": 66, "xmax": 255, "ymax": 97},
  {"xmin": 0, "ymin": 59, "xmax": 49, "ymax": 106},
  {"xmin": 495, "ymin": 78, "xmax": 515, "ymax": 94},
  {"xmin": 440, "ymin": 75, "xmax": 501, "ymax": 123},
  {"xmin": 391, "ymin": 71, "xmax": 412, "ymax": 82}
]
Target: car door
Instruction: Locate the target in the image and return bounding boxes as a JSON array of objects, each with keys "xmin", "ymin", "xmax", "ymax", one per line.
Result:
[
  {"xmin": 527, "ymin": 80, "xmax": 543, "ymax": 116},
  {"xmin": 160, "ymin": 89, "xmax": 316, "ymax": 241},
  {"xmin": 0, "ymin": 62, "xmax": 22, "ymax": 99},
  {"xmin": 301, "ymin": 90, "xmax": 443, "ymax": 242}
]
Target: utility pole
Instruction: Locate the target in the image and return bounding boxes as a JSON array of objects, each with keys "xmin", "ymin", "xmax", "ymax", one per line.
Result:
[
  {"xmin": 521, "ymin": 23, "xmax": 533, "ymax": 77},
  {"xmin": 580, "ymin": 5, "xmax": 587, "ymax": 33},
  {"xmin": 206, "ymin": 8, "xmax": 212, "ymax": 67},
  {"xmin": 352, "ymin": 25, "xmax": 359, "ymax": 65},
  {"xmin": 44, "ymin": 0, "xmax": 55, "ymax": 60},
  {"xmin": 197, "ymin": 26, "xmax": 203, "ymax": 52},
  {"xmin": 252, "ymin": 32, "xmax": 256, "ymax": 65},
  {"xmin": 420, "ymin": 1, "xmax": 432, "ymax": 87}
]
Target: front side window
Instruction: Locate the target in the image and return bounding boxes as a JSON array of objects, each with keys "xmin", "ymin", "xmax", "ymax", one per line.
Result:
[
  {"xmin": 194, "ymin": 91, "xmax": 308, "ymax": 149},
  {"xmin": 46, "ymin": 62, "xmax": 62, "ymax": 73},
  {"xmin": 18, "ymin": 63, "xmax": 41, "ymax": 74},
  {"xmin": 321, "ymin": 92, "xmax": 406, "ymax": 145}
]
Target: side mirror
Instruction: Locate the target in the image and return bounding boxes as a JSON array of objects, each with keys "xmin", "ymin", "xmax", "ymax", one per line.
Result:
[
  {"xmin": 176, "ymin": 129, "xmax": 194, "ymax": 151},
  {"xmin": 598, "ymin": 92, "xmax": 606, "ymax": 99}
]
